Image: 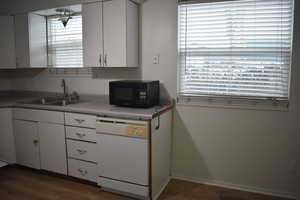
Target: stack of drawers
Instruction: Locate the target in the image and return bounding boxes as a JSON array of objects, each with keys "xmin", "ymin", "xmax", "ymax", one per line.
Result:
[{"xmin": 65, "ymin": 113, "xmax": 97, "ymax": 182}]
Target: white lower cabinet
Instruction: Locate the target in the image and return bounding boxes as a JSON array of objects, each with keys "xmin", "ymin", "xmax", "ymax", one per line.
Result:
[
  {"xmin": 0, "ymin": 108, "xmax": 16, "ymax": 163},
  {"xmin": 68, "ymin": 158, "xmax": 97, "ymax": 182},
  {"xmin": 13, "ymin": 109, "xmax": 66, "ymax": 174},
  {"xmin": 67, "ymin": 140, "xmax": 97, "ymax": 163},
  {"xmin": 39, "ymin": 122, "xmax": 67, "ymax": 175},
  {"xmin": 11, "ymin": 108, "xmax": 173, "ymax": 200},
  {"xmin": 65, "ymin": 112, "xmax": 97, "ymax": 182},
  {"xmin": 66, "ymin": 126, "xmax": 97, "ymax": 142},
  {"xmin": 14, "ymin": 120, "xmax": 40, "ymax": 169}
]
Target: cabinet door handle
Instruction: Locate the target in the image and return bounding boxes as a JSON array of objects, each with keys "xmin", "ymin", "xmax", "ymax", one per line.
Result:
[
  {"xmin": 104, "ymin": 54, "xmax": 107, "ymax": 66},
  {"xmin": 74, "ymin": 119, "xmax": 85, "ymax": 124},
  {"xmin": 99, "ymin": 54, "xmax": 102, "ymax": 66},
  {"xmin": 76, "ymin": 149, "xmax": 87, "ymax": 155},
  {"xmin": 33, "ymin": 140, "xmax": 39, "ymax": 145},
  {"xmin": 76, "ymin": 132, "xmax": 86, "ymax": 138},
  {"xmin": 78, "ymin": 168, "xmax": 88, "ymax": 176}
]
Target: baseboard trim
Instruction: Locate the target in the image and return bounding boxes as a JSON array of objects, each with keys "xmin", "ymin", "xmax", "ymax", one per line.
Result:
[
  {"xmin": 171, "ymin": 174, "xmax": 300, "ymax": 200},
  {"xmin": 153, "ymin": 176, "xmax": 171, "ymax": 200},
  {"xmin": 0, "ymin": 160, "xmax": 8, "ymax": 168}
]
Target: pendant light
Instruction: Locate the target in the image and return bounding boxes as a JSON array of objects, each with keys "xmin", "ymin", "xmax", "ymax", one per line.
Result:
[{"xmin": 56, "ymin": 8, "xmax": 73, "ymax": 27}]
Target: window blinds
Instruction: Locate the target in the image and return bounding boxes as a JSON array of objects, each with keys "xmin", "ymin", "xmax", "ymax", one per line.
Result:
[
  {"xmin": 178, "ymin": 0, "xmax": 294, "ymax": 99},
  {"xmin": 47, "ymin": 15, "xmax": 83, "ymax": 68}
]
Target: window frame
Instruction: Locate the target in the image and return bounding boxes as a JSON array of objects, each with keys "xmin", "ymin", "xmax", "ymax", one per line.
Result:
[
  {"xmin": 176, "ymin": 0, "xmax": 295, "ymax": 109},
  {"xmin": 46, "ymin": 14, "xmax": 83, "ymax": 68}
]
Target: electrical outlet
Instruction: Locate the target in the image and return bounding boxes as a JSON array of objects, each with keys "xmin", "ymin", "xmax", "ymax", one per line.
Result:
[{"xmin": 153, "ymin": 55, "xmax": 160, "ymax": 64}]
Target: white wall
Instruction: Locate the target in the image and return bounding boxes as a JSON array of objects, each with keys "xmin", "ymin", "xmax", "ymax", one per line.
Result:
[
  {"xmin": 1, "ymin": 0, "xmax": 300, "ymax": 198},
  {"xmin": 141, "ymin": 0, "xmax": 300, "ymax": 198}
]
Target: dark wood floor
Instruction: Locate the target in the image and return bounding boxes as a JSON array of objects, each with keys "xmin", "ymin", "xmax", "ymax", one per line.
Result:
[{"xmin": 0, "ymin": 166, "xmax": 293, "ymax": 200}]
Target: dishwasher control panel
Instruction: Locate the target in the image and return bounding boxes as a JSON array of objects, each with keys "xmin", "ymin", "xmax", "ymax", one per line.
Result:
[
  {"xmin": 96, "ymin": 117, "xmax": 149, "ymax": 139},
  {"xmin": 126, "ymin": 126, "xmax": 147, "ymax": 138}
]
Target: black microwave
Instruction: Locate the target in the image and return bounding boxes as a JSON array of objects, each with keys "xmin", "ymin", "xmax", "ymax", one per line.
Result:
[{"xmin": 109, "ymin": 80, "xmax": 160, "ymax": 108}]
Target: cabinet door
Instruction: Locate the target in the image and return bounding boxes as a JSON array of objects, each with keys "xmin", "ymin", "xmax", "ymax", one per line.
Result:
[
  {"xmin": 0, "ymin": 16, "xmax": 16, "ymax": 68},
  {"xmin": 103, "ymin": 0, "xmax": 127, "ymax": 67},
  {"xmin": 28, "ymin": 13, "xmax": 47, "ymax": 68},
  {"xmin": 15, "ymin": 14, "xmax": 30, "ymax": 68},
  {"xmin": 82, "ymin": 1, "xmax": 103, "ymax": 67},
  {"xmin": 0, "ymin": 109, "xmax": 16, "ymax": 163},
  {"xmin": 13, "ymin": 120, "xmax": 40, "ymax": 169},
  {"xmin": 38, "ymin": 122, "xmax": 67, "ymax": 175}
]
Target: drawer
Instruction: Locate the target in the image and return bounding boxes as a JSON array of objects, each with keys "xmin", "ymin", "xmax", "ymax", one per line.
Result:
[
  {"xmin": 65, "ymin": 113, "xmax": 96, "ymax": 128},
  {"xmin": 66, "ymin": 127, "xmax": 96, "ymax": 143},
  {"xmin": 67, "ymin": 140, "xmax": 97, "ymax": 162},
  {"xmin": 68, "ymin": 158, "xmax": 97, "ymax": 182},
  {"xmin": 13, "ymin": 108, "xmax": 64, "ymax": 124}
]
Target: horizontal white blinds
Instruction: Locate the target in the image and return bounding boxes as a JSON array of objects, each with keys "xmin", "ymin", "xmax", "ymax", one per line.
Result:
[
  {"xmin": 178, "ymin": 0, "xmax": 293, "ymax": 99},
  {"xmin": 47, "ymin": 15, "xmax": 83, "ymax": 68}
]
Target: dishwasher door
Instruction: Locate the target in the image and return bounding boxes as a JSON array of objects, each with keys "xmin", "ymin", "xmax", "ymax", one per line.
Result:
[{"xmin": 96, "ymin": 118, "xmax": 149, "ymax": 186}]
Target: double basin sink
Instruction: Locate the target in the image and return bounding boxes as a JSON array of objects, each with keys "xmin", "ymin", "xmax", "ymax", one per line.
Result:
[{"xmin": 20, "ymin": 96, "xmax": 80, "ymax": 107}]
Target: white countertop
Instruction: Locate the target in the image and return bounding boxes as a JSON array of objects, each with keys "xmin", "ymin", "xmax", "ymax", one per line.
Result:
[{"xmin": 0, "ymin": 91, "xmax": 173, "ymax": 120}]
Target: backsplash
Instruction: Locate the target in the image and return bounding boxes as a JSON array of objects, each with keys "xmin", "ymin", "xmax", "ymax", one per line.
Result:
[{"xmin": 9, "ymin": 67, "xmax": 142, "ymax": 95}]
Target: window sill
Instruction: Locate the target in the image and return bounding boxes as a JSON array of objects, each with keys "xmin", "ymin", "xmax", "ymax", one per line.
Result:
[{"xmin": 176, "ymin": 95, "xmax": 290, "ymax": 112}]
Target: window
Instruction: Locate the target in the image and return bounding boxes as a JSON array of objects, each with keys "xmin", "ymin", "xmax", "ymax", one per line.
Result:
[
  {"xmin": 178, "ymin": 0, "xmax": 294, "ymax": 103},
  {"xmin": 47, "ymin": 15, "xmax": 83, "ymax": 68}
]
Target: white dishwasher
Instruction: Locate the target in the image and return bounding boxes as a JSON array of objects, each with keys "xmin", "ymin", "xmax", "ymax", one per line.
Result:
[{"xmin": 96, "ymin": 117, "xmax": 150, "ymax": 199}]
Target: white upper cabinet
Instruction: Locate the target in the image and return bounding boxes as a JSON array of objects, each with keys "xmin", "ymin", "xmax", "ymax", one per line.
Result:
[
  {"xmin": 82, "ymin": 2, "xmax": 103, "ymax": 68},
  {"xmin": 15, "ymin": 13, "xmax": 47, "ymax": 68},
  {"xmin": 83, "ymin": 0, "xmax": 139, "ymax": 68},
  {"xmin": 0, "ymin": 16, "xmax": 16, "ymax": 69}
]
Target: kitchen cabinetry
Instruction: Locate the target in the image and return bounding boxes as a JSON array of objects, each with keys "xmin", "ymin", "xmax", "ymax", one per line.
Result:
[
  {"xmin": 13, "ymin": 109, "xmax": 67, "ymax": 174},
  {"xmin": 82, "ymin": 0, "xmax": 138, "ymax": 67},
  {"xmin": 96, "ymin": 111, "xmax": 172, "ymax": 200},
  {"xmin": 39, "ymin": 123, "xmax": 67, "ymax": 174},
  {"xmin": 0, "ymin": 108, "xmax": 16, "ymax": 164},
  {"xmin": 0, "ymin": 16, "xmax": 16, "ymax": 69},
  {"xmin": 14, "ymin": 13, "xmax": 47, "ymax": 68},
  {"xmin": 13, "ymin": 120, "xmax": 40, "ymax": 169},
  {"xmin": 65, "ymin": 113, "xmax": 97, "ymax": 182},
  {"xmin": 9, "ymin": 105, "xmax": 172, "ymax": 200},
  {"xmin": 151, "ymin": 111, "xmax": 172, "ymax": 200}
]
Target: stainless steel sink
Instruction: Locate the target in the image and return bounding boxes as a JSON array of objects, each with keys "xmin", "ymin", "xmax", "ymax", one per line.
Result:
[{"xmin": 20, "ymin": 96, "xmax": 80, "ymax": 106}]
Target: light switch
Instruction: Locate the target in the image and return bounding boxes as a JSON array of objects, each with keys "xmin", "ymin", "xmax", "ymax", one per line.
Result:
[{"xmin": 153, "ymin": 55, "xmax": 160, "ymax": 64}]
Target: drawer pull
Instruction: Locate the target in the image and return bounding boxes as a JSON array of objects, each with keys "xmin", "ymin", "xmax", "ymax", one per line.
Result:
[
  {"xmin": 78, "ymin": 168, "xmax": 88, "ymax": 176},
  {"xmin": 33, "ymin": 139, "xmax": 39, "ymax": 145},
  {"xmin": 77, "ymin": 149, "xmax": 87, "ymax": 155},
  {"xmin": 75, "ymin": 119, "xmax": 85, "ymax": 124},
  {"xmin": 76, "ymin": 133, "xmax": 86, "ymax": 138}
]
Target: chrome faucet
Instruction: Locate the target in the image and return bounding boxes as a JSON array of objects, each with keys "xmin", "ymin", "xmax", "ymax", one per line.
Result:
[
  {"xmin": 60, "ymin": 79, "xmax": 80, "ymax": 105},
  {"xmin": 61, "ymin": 79, "xmax": 67, "ymax": 98}
]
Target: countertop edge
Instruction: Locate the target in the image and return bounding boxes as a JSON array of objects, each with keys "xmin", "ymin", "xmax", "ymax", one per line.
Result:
[{"xmin": 1, "ymin": 103, "xmax": 174, "ymax": 121}]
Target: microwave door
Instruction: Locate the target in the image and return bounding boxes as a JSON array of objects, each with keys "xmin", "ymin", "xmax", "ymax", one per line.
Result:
[{"xmin": 114, "ymin": 87, "xmax": 135, "ymax": 106}]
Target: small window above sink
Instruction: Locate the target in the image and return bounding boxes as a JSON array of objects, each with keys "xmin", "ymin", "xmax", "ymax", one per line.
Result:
[{"xmin": 32, "ymin": 4, "xmax": 83, "ymax": 68}]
